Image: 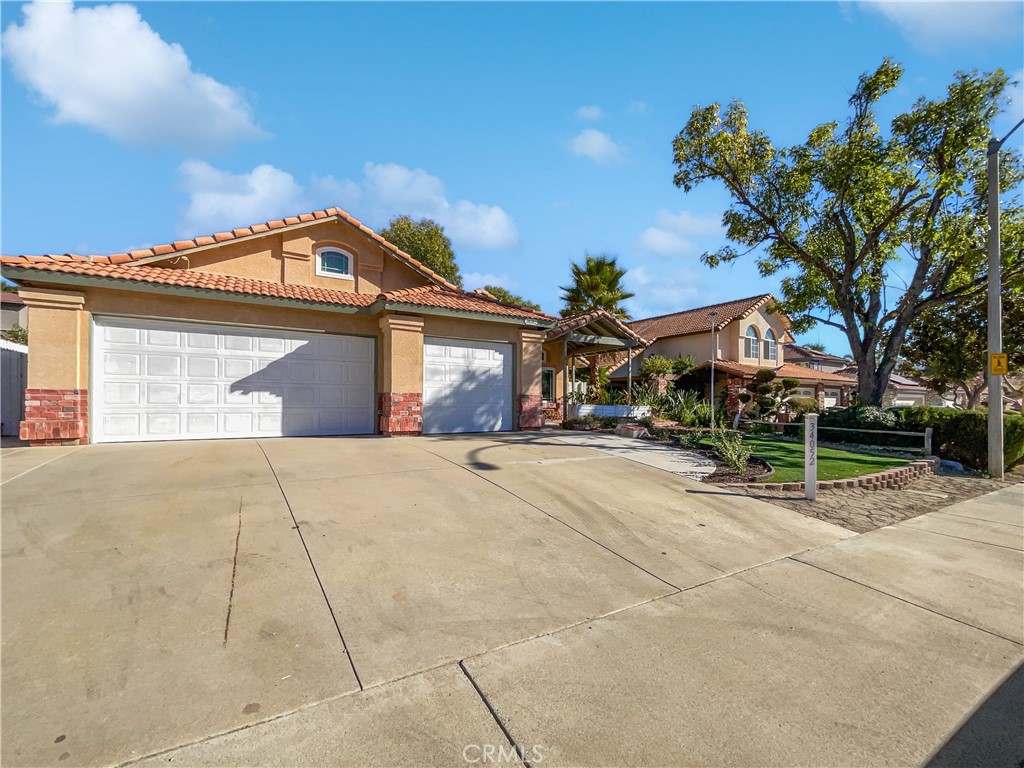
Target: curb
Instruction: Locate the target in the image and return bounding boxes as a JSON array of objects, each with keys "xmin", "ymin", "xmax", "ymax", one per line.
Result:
[{"xmin": 722, "ymin": 457, "xmax": 940, "ymax": 492}]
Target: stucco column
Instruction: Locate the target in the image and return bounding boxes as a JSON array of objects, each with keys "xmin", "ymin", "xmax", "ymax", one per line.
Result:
[
  {"xmin": 517, "ymin": 329, "xmax": 545, "ymax": 430},
  {"xmin": 378, "ymin": 314, "xmax": 424, "ymax": 436},
  {"xmin": 19, "ymin": 288, "xmax": 89, "ymax": 446}
]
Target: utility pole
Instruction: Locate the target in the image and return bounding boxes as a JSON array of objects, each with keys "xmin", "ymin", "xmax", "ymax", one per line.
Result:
[
  {"xmin": 987, "ymin": 117, "xmax": 1024, "ymax": 479},
  {"xmin": 709, "ymin": 310, "xmax": 717, "ymax": 432}
]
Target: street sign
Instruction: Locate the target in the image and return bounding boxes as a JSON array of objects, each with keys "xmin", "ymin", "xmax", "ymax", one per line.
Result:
[{"xmin": 990, "ymin": 353, "xmax": 1009, "ymax": 375}]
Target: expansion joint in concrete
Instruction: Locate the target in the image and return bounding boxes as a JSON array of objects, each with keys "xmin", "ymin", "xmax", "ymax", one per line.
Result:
[
  {"xmin": 458, "ymin": 660, "xmax": 534, "ymax": 768},
  {"xmin": 256, "ymin": 440, "xmax": 365, "ymax": 688}
]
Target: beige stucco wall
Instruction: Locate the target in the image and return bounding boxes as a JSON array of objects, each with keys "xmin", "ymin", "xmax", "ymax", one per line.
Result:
[
  {"xmin": 729, "ymin": 308, "xmax": 788, "ymax": 366},
  {"xmin": 379, "ymin": 314, "xmax": 424, "ymax": 394},
  {"xmin": 21, "ymin": 289, "xmax": 87, "ymax": 389},
  {"xmin": 19, "ymin": 277, "xmax": 544, "ymax": 434},
  {"xmin": 171, "ymin": 220, "xmax": 430, "ymax": 296}
]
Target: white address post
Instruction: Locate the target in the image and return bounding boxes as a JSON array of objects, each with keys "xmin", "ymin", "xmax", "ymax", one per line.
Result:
[{"xmin": 804, "ymin": 413, "xmax": 818, "ymax": 501}]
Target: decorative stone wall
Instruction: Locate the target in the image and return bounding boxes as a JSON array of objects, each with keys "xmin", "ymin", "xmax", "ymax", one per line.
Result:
[
  {"xmin": 21, "ymin": 388, "xmax": 89, "ymax": 446},
  {"xmin": 378, "ymin": 392, "xmax": 422, "ymax": 436},
  {"xmin": 730, "ymin": 457, "xmax": 940, "ymax": 492},
  {"xmin": 517, "ymin": 393, "xmax": 543, "ymax": 430}
]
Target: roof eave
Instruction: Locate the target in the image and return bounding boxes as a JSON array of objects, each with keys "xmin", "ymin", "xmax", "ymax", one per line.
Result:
[
  {"xmin": 374, "ymin": 299, "xmax": 556, "ymax": 327},
  {"xmin": 1, "ymin": 267, "xmax": 374, "ymax": 315}
]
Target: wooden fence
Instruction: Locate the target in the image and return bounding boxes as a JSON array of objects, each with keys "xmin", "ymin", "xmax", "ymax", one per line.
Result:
[{"xmin": 1, "ymin": 339, "xmax": 28, "ymax": 437}]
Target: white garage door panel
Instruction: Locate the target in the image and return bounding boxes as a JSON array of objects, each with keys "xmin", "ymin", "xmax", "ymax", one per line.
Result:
[
  {"xmin": 422, "ymin": 337, "xmax": 513, "ymax": 434},
  {"xmin": 93, "ymin": 317, "xmax": 375, "ymax": 442}
]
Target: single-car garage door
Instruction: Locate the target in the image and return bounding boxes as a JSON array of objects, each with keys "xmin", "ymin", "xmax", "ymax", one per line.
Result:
[
  {"xmin": 422, "ymin": 337, "xmax": 513, "ymax": 434},
  {"xmin": 92, "ymin": 316, "xmax": 375, "ymax": 443}
]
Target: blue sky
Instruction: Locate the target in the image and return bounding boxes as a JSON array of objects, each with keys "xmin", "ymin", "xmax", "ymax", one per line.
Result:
[{"xmin": 2, "ymin": 1, "xmax": 1022, "ymax": 355}]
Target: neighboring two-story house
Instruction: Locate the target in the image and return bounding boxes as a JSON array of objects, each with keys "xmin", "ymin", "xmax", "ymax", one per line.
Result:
[
  {"xmin": 0, "ymin": 207, "xmax": 635, "ymax": 446},
  {"xmin": 783, "ymin": 343, "xmax": 849, "ymax": 373},
  {"xmin": 614, "ymin": 295, "xmax": 855, "ymax": 409}
]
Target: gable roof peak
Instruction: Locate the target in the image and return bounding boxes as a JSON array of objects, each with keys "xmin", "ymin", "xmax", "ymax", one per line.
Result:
[{"xmin": 1, "ymin": 204, "xmax": 463, "ymax": 293}]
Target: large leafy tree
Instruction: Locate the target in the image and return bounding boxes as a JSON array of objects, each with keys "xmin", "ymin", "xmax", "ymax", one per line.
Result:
[
  {"xmin": 482, "ymin": 285, "xmax": 541, "ymax": 311},
  {"xmin": 559, "ymin": 254, "xmax": 635, "ymax": 319},
  {"xmin": 672, "ymin": 59, "xmax": 1023, "ymax": 405},
  {"xmin": 900, "ymin": 283, "xmax": 1023, "ymax": 408},
  {"xmin": 379, "ymin": 216, "xmax": 462, "ymax": 288}
]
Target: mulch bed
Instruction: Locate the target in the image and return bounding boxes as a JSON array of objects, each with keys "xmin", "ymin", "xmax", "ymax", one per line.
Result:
[{"xmin": 701, "ymin": 455, "xmax": 773, "ymax": 484}]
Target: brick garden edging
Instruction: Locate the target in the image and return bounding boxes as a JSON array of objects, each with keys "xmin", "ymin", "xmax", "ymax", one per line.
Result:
[{"xmin": 722, "ymin": 457, "xmax": 941, "ymax": 492}]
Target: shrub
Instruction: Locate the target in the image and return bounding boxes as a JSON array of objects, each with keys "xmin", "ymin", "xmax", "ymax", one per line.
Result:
[
  {"xmin": 671, "ymin": 355, "xmax": 696, "ymax": 376},
  {"xmin": 709, "ymin": 430, "xmax": 753, "ymax": 472},
  {"xmin": 894, "ymin": 407, "xmax": 1024, "ymax": 471},
  {"xmin": 746, "ymin": 421, "xmax": 778, "ymax": 435},
  {"xmin": 639, "ymin": 354, "xmax": 674, "ymax": 377},
  {"xmin": 692, "ymin": 401, "xmax": 726, "ymax": 428},
  {"xmin": 676, "ymin": 429, "xmax": 710, "ymax": 450},
  {"xmin": 561, "ymin": 415, "xmax": 599, "ymax": 430},
  {"xmin": 1, "ymin": 324, "xmax": 27, "ymax": 344},
  {"xmin": 788, "ymin": 396, "xmax": 819, "ymax": 416},
  {"xmin": 599, "ymin": 416, "xmax": 621, "ymax": 429}
]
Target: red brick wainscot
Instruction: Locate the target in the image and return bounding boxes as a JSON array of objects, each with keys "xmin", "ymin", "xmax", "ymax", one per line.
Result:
[
  {"xmin": 379, "ymin": 392, "xmax": 423, "ymax": 436},
  {"xmin": 20, "ymin": 388, "xmax": 89, "ymax": 446},
  {"xmin": 517, "ymin": 393, "xmax": 544, "ymax": 430}
]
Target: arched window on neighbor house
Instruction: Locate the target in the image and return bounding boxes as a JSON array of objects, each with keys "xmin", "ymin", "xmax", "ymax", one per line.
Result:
[
  {"xmin": 763, "ymin": 329, "xmax": 777, "ymax": 362},
  {"xmin": 744, "ymin": 326, "xmax": 760, "ymax": 359}
]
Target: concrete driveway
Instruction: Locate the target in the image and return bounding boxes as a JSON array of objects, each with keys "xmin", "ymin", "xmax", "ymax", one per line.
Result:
[{"xmin": 1, "ymin": 433, "xmax": 1021, "ymax": 767}]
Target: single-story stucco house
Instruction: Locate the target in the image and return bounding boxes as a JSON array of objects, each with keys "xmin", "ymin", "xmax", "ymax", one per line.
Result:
[{"xmin": 0, "ymin": 207, "xmax": 637, "ymax": 446}]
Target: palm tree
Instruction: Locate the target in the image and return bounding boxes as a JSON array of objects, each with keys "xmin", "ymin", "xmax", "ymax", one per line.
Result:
[{"xmin": 559, "ymin": 254, "xmax": 635, "ymax": 319}]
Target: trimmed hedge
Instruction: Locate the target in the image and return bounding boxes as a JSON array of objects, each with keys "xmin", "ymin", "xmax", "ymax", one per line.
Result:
[
  {"xmin": 809, "ymin": 405, "xmax": 1024, "ymax": 471},
  {"xmin": 894, "ymin": 407, "xmax": 1024, "ymax": 471}
]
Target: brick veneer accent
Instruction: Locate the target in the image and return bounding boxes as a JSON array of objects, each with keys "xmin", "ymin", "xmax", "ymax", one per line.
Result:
[
  {"xmin": 517, "ymin": 394, "xmax": 543, "ymax": 430},
  {"xmin": 379, "ymin": 392, "xmax": 422, "ymax": 436},
  {"xmin": 20, "ymin": 389, "xmax": 89, "ymax": 446},
  {"xmin": 726, "ymin": 457, "xmax": 940, "ymax": 492}
]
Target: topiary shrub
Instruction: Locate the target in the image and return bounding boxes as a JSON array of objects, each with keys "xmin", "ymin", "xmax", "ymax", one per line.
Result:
[{"xmin": 788, "ymin": 397, "xmax": 819, "ymax": 416}]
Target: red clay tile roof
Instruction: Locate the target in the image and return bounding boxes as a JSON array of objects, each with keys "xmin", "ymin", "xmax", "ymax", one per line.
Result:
[
  {"xmin": 547, "ymin": 309, "xmax": 648, "ymax": 345},
  {"xmin": 2, "ymin": 206, "xmax": 461, "ymax": 292},
  {"xmin": 0, "ymin": 258, "xmax": 378, "ymax": 307},
  {"xmin": 628, "ymin": 295, "xmax": 788, "ymax": 341},
  {"xmin": 0, "ymin": 257, "xmax": 554, "ymax": 321},
  {"xmin": 695, "ymin": 358, "xmax": 856, "ymax": 384},
  {"xmin": 785, "ymin": 342, "xmax": 848, "ymax": 363},
  {"xmin": 382, "ymin": 285, "xmax": 554, "ymax": 320}
]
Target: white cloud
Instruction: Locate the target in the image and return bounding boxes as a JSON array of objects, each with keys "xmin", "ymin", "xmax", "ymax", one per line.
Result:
[
  {"xmin": 463, "ymin": 272, "xmax": 518, "ymax": 291},
  {"xmin": 353, "ymin": 162, "xmax": 519, "ymax": 250},
  {"xmin": 575, "ymin": 105, "xmax": 604, "ymax": 121},
  {"xmin": 858, "ymin": 1, "xmax": 1022, "ymax": 51},
  {"xmin": 569, "ymin": 129, "xmax": 623, "ymax": 164},
  {"xmin": 177, "ymin": 161, "xmax": 308, "ymax": 235},
  {"xmin": 635, "ymin": 210, "xmax": 724, "ymax": 257},
  {"xmin": 623, "ymin": 265, "xmax": 706, "ymax": 320},
  {"xmin": 2, "ymin": 0, "xmax": 264, "ymax": 152},
  {"xmin": 627, "ymin": 100, "xmax": 648, "ymax": 115},
  {"xmin": 177, "ymin": 160, "xmax": 520, "ymax": 251}
]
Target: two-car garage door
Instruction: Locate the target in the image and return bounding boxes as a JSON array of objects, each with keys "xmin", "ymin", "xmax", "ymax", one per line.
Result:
[{"xmin": 93, "ymin": 317, "xmax": 375, "ymax": 443}]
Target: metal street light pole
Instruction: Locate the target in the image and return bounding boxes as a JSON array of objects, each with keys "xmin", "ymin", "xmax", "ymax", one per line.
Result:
[
  {"xmin": 986, "ymin": 116, "xmax": 1024, "ymax": 479},
  {"xmin": 709, "ymin": 311, "xmax": 717, "ymax": 432}
]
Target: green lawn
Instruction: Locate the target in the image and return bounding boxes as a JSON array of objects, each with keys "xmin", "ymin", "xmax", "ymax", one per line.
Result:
[{"xmin": 742, "ymin": 435, "xmax": 909, "ymax": 483}]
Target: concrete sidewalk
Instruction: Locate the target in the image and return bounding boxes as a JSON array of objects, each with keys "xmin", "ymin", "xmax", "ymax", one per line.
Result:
[
  {"xmin": 550, "ymin": 429, "xmax": 716, "ymax": 480},
  {"xmin": 133, "ymin": 485, "xmax": 1024, "ymax": 767}
]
